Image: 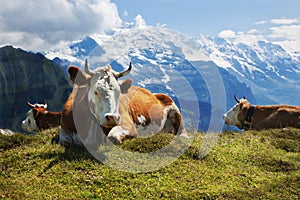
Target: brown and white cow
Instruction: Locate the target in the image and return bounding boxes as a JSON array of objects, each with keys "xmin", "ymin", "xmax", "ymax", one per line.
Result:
[
  {"xmin": 223, "ymin": 95, "xmax": 300, "ymax": 130},
  {"xmin": 22, "ymin": 101, "xmax": 62, "ymax": 132},
  {"xmin": 58, "ymin": 59, "xmax": 186, "ymax": 146}
]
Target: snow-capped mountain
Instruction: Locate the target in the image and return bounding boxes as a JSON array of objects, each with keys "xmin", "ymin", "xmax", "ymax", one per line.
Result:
[
  {"xmin": 198, "ymin": 35, "xmax": 300, "ymax": 105},
  {"xmin": 45, "ymin": 26, "xmax": 299, "ymax": 131}
]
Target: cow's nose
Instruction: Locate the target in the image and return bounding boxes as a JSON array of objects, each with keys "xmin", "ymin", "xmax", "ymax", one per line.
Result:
[{"xmin": 104, "ymin": 113, "xmax": 120, "ymax": 126}]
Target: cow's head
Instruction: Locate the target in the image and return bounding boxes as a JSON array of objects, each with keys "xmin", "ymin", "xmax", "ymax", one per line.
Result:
[
  {"xmin": 69, "ymin": 59, "xmax": 132, "ymax": 128},
  {"xmin": 22, "ymin": 100, "xmax": 48, "ymax": 132},
  {"xmin": 223, "ymin": 95, "xmax": 251, "ymax": 128}
]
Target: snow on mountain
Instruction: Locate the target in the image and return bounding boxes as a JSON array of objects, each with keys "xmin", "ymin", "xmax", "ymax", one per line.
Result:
[
  {"xmin": 197, "ymin": 35, "xmax": 300, "ymax": 105},
  {"xmin": 45, "ymin": 25, "xmax": 299, "ymax": 130}
]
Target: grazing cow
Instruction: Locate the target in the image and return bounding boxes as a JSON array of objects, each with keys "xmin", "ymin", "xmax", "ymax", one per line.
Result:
[
  {"xmin": 22, "ymin": 101, "xmax": 62, "ymax": 132},
  {"xmin": 223, "ymin": 95, "xmax": 300, "ymax": 130},
  {"xmin": 58, "ymin": 59, "xmax": 186, "ymax": 145}
]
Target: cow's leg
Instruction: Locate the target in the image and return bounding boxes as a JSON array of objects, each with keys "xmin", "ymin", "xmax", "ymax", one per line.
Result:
[
  {"xmin": 163, "ymin": 107, "xmax": 188, "ymax": 137},
  {"xmin": 58, "ymin": 128, "xmax": 82, "ymax": 146},
  {"xmin": 107, "ymin": 126, "xmax": 136, "ymax": 144}
]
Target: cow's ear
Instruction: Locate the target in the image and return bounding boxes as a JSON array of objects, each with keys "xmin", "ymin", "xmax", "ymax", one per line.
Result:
[
  {"xmin": 68, "ymin": 66, "xmax": 89, "ymax": 85},
  {"xmin": 120, "ymin": 78, "xmax": 132, "ymax": 94}
]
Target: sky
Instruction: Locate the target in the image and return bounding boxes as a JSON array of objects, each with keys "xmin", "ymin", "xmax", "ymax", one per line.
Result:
[{"xmin": 0, "ymin": 0, "xmax": 299, "ymax": 52}]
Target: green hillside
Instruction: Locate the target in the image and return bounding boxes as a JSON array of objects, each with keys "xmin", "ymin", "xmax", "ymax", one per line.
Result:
[
  {"xmin": 0, "ymin": 46, "xmax": 72, "ymax": 131},
  {"xmin": 0, "ymin": 129, "xmax": 299, "ymax": 199}
]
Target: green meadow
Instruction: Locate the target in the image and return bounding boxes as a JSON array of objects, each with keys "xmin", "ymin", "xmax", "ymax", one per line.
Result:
[{"xmin": 1, "ymin": 128, "xmax": 299, "ymax": 199}]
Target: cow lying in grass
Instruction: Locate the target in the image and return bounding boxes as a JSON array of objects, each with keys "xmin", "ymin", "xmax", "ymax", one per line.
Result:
[
  {"xmin": 22, "ymin": 101, "xmax": 62, "ymax": 133},
  {"xmin": 57, "ymin": 60, "xmax": 187, "ymax": 146},
  {"xmin": 223, "ymin": 95, "xmax": 300, "ymax": 130}
]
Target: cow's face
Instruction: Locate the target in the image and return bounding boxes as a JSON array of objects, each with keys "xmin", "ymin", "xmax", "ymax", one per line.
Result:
[
  {"xmin": 22, "ymin": 109, "xmax": 38, "ymax": 132},
  {"xmin": 22, "ymin": 101, "xmax": 47, "ymax": 132},
  {"xmin": 69, "ymin": 60, "xmax": 132, "ymax": 128},
  {"xmin": 223, "ymin": 97, "xmax": 250, "ymax": 128},
  {"xmin": 22, "ymin": 104, "xmax": 46, "ymax": 132},
  {"xmin": 88, "ymin": 66, "xmax": 124, "ymax": 127}
]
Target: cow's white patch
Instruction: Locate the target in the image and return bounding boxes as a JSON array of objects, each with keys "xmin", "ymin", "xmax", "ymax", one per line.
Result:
[
  {"xmin": 87, "ymin": 69, "xmax": 121, "ymax": 126},
  {"xmin": 33, "ymin": 103, "xmax": 47, "ymax": 108},
  {"xmin": 137, "ymin": 115, "xmax": 146, "ymax": 125},
  {"xmin": 135, "ymin": 104, "xmax": 178, "ymax": 137},
  {"xmin": 21, "ymin": 110, "xmax": 38, "ymax": 132},
  {"xmin": 107, "ymin": 126, "xmax": 130, "ymax": 144},
  {"xmin": 223, "ymin": 99, "xmax": 247, "ymax": 126}
]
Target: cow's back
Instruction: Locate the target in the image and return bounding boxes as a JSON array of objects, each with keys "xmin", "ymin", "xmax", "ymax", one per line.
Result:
[
  {"xmin": 253, "ymin": 105, "xmax": 300, "ymax": 130},
  {"xmin": 116, "ymin": 86, "xmax": 185, "ymax": 138},
  {"xmin": 37, "ymin": 111, "xmax": 62, "ymax": 130}
]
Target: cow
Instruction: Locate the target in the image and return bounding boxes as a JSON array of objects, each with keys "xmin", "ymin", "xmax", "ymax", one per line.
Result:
[
  {"xmin": 223, "ymin": 95, "xmax": 300, "ymax": 130},
  {"xmin": 22, "ymin": 100, "xmax": 62, "ymax": 132},
  {"xmin": 57, "ymin": 59, "xmax": 187, "ymax": 146}
]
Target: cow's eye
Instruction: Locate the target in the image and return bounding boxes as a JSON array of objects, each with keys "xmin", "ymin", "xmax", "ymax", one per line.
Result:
[
  {"xmin": 94, "ymin": 91, "xmax": 98, "ymax": 96},
  {"xmin": 28, "ymin": 119, "xmax": 31, "ymax": 124}
]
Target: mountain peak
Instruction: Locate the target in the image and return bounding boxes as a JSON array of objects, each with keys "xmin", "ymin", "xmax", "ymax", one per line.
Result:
[{"xmin": 45, "ymin": 26, "xmax": 299, "ymax": 107}]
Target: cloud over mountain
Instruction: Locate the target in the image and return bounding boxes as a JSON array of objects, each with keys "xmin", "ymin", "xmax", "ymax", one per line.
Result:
[
  {"xmin": 0, "ymin": 0, "xmax": 121, "ymax": 51},
  {"xmin": 218, "ymin": 18, "xmax": 300, "ymax": 53}
]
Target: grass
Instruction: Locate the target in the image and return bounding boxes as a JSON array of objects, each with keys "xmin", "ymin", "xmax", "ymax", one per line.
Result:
[{"xmin": 0, "ymin": 128, "xmax": 299, "ymax": 199}]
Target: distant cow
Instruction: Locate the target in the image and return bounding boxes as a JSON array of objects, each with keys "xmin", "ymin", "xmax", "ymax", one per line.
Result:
[
  {"xmin": 58, "ymin": 60, "xmax": 186, "ymax": 145},
  {"xmin": 223, "ymin": 95, "xmax": 300, "ymax": 130},
  {"xmin": 22, "ymin": 101, "xmax": 62, "ymax": 132}
]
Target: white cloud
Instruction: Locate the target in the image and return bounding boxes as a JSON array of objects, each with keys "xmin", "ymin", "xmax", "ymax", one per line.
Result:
[
  {"xmin": 218, "ymin": 29, "xmax": 236, "ymax": 38},
  {"xmin": 234, "ymin": 33, "xmax": 266, "ymax": 46},
  {"xmin": 274, "ymin": 40, "xmax": 300, "ymax": 53},
  {"xmin": 255, "ymin": 20, "xmax": 268, "ymax": 25},
  {"xmin": 218, "ymin": 29, "xmax": 265, "ymax": 45},
  {"xmin": 0, "ymin": 0, "xmax": 122, "ymax": 51},
  {"xmin": 156, "ymin": 23, "xmax": 167, "ymax": 28},
  {"xmin": 268, "ymin": 24, "xmax": 300, "ymax": 52},
  {"xmin": 271, "ymin": 18, "xmax": 298, "ymax": 25},
  {"xmin": 247, "ymin": 29, "xmax": 259, "ymax": 34},
  {"xmin": 134, "ymin": 15, "xmax": 147, "ymax": 28},
  {"xmin": 268, "ymin": 25, "xmax": 300, "ymax": 40},
  {"xmin": 217, "ymin": 18, "xmax": 300, "ymax": 53}
]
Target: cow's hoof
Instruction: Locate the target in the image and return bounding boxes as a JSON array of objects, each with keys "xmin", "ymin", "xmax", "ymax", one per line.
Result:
[{"xmin": 107, "ymin": 135, "xmax": 122, "ymax": 145}]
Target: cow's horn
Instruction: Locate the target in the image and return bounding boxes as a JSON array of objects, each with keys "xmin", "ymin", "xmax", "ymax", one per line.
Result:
[
  {"xmin": 234, "ymin": 95, "xmax": 240, "ymax": 103},
  {"xmin": 84, "ymin": 59, "xmax": 95, "ymax": 75},
  {"xmin": 115, "ymin": 62, "xmax": 132, "ymax": 79},
  {"xmin": 27, "ymin": 100, "xmax": 35, "ymax": 108}
]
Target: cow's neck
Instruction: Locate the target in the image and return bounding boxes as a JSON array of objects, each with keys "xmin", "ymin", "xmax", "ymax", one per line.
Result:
[
  {"xmin": 245, "ymin": 105, "xmax": 256, "ymax": 123},
  {"xmin": 241, "ymin": 105, "xmax": 256, "ymax": 130}
]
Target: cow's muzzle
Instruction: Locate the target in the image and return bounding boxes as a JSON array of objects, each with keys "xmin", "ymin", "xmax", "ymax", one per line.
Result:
[
  {"xmin": 103, "ymin": 113, "xmax": 120, "ymax": 127},
  {"xmin": 222, "ymin": 114, "xmax": 229, "ymax": 125}
]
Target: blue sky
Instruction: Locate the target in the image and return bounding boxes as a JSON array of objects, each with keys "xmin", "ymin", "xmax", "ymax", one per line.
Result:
[
  {"xmin": 112, "ymin": 0, "xmax": 300, "ymax": 37},
  {"xmin": 0, "ymin": 0, "xmax": 299, "ymax": 52}
]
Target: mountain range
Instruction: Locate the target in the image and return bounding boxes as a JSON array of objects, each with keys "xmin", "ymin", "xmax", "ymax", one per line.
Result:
[
  {"xmin": 0, "ymin": 25, "xmax": 299, "ymax": 132},
  {"xmin": 197, "ymin": 35, "xmax": 300, "ymax": 105},
  {"xmin": 45, "ymin": 27, "xmax": 257, "ymax": 132}
]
